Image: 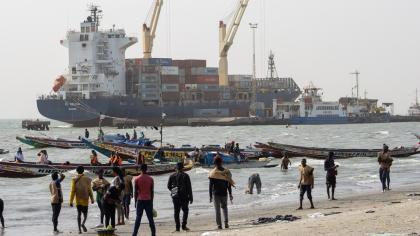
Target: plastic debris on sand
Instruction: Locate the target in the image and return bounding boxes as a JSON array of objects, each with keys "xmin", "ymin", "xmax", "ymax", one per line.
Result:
[{"xmin": 252, "ymin": 215, "xmax": 301, "ymax": 225}]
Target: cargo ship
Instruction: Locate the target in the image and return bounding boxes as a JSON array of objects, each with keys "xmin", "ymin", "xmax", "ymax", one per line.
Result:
[{"xmin": 37, "ymin": 6, "xmax": 301, "ymax": 127}]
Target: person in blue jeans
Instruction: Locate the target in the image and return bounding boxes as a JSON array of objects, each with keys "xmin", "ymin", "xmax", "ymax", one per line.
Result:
[{"xmin": 132, "ymin": 164, "xmax": 156, "ymax": 236}]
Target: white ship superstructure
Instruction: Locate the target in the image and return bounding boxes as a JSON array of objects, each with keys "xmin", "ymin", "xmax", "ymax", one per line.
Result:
[
  {"xmin": 273, "ymin": 84, "xmax": 346, "ymax": 119},
  {"xmin": 60, "ymin": 6, "xmax": 137, "ymax": 100},
  {"xmin": 408, "ymin": 89, "xmax": 420, "ymax": 116}
]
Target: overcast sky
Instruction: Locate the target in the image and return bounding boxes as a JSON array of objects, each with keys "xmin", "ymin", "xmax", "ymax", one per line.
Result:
[{"xmin": 0, "ymin": 0, "xmax": 419, "ymax": 118}]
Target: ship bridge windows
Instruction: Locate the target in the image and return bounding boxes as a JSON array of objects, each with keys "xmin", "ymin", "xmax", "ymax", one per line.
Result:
[
  {"xmin": 316, "ymin": 105, "xmax": 339, "ymax": 111},
  {"xmin": 80, "ymin": 34, "xmax": 89, "ymax": 41}
]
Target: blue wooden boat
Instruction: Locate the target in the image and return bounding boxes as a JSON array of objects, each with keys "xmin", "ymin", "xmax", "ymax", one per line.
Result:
[{"xmin": 201, "ymin": 152, "xmax": 277, "ymax": 169}]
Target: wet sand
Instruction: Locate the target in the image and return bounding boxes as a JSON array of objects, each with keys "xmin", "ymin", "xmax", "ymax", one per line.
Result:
[{"xmin": 64, "ymin": 186, "xmax": 420, "ymax": 236}]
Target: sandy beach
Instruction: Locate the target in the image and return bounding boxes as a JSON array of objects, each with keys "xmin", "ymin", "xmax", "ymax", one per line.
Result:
[{"xmin": 62, "ymin": 186, "xmax": 420, "ymax": 236}]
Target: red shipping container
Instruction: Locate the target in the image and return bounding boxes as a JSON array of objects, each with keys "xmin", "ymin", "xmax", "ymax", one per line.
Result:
[
  {"xmin": 185, "ymin": 76, "xmax": 197, "ymax": 84},
  {"xmin": 196, "ymin": 76, "xmax": 219, "ymax": 84},
  {"xmin": 162, "ymin": 75, "xmax": 179, "ymax": 84}
]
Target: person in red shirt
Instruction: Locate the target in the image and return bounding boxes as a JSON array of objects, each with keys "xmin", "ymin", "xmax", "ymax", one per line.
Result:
[{"xmin": 132, "ymin": 164, "xmax": 156, "ymax": 236}]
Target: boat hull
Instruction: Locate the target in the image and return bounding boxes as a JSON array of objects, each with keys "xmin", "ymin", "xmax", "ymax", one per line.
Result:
[
  {"xmin": 0, "ymin": 161, "xmax": 190, "ymax": 178},
  {"xmin": 266, "ymin": 142, "xmax": 420, "ymax": 159},
  {"xmin": 17, "ymin": 136, "xmax": 86, "ymax": 149},
  {"xmin": 201, "ymin": 160, "xmax": 277, "ymax": 169}
]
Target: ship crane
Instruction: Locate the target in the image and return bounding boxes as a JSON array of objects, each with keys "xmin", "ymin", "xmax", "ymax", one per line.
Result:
[
  {"xmin": 142, "ymin": 0, "xmax": 163, "ymax": 58},
  {"xmin": 218, "ymin": 0, "xmax": 250, "ymax": 86}
]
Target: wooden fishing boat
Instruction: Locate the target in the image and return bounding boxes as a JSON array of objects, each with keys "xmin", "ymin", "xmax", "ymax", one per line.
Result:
[
  {"xmin": 200, "ymin": 152, "xmax": 278, "ymax": 169},
  {"xmin": 0, "ymin": 161, "xmax": 193, "ymax": 178},
  {"xmin": 83, "ymin": 139, "xmax": 187, "ymax": 162},
  {"xmin": 16, "ymin": 135, "xmax": 87, "ymax": 149},
  {"xmin": 265, "ymin": 142, "xmax": 420, "ymax": 159},
  {"xmin": 0, "ymin": 149, "xmax": 9, "ymax": 155}
]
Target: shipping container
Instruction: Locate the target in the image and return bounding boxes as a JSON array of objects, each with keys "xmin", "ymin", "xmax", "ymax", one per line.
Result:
[
  {"xmin": 196, "ymin": 76, "xmax": 219, "ymax": 84},
  {"xmin": 140, "ymin": 83, "xmax": 159, "ymax": 90},
  {"xmin": 197, "ymin": 84, "xmax": 219, "ymax": 91},
  {"xmin": 162, "ymin": 84, "xmax": 179, "ymax": 92},
  {"xmin": 141, "ymin": 92, "xmax": 160, "ymax": 100},
  {"xmin": 162, "ymin": 75, "xmax": 179, "ymax": 84},
  {"xmin": 191, "ymin": 67, "xmax": 218, "ymax": 76},
  {"xmin": 141, "ymin": 73, "xmax": 159, "ymax": 83},
  {"xmin": 161, "ymin": 66, "xmax": 179, "ymax": 75},
  {"xmin": 142, "ymin": 58, "xmax": 172, "ymax": 66},
  {"xmin": 141, "ymin": 65, "xmax": 158, "ymax": 73}
]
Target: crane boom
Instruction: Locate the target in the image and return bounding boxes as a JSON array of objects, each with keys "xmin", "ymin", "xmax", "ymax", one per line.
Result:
[
  {"xmin": 142, "ymin": 0, "xmax": 163, "ymax": 58},
  {"xmin": 218, "ymin": 0, "xmax": 249, "ymax": 86}
]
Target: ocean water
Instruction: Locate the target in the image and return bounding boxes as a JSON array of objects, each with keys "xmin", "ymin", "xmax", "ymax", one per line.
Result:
[{"xmin": 0, "ymin": 120, "xmax": 419, "ymax": 235}]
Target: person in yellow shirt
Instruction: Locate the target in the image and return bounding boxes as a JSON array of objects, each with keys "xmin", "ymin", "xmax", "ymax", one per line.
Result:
[
  {"xmin": 70, "ymin": 166, "xmax": 94, "ymax": 234},
  {"xmin": 297, "ymin": 159, "xmax": 315, "ymax": 210}
]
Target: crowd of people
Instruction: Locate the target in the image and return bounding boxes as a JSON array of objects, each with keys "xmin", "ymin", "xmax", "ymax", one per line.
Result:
[{"xmin": 0, "ymin": 144, "xmax": 395, "ymax": 234}]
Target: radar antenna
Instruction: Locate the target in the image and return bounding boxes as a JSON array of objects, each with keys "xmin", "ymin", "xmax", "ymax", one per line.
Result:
[
  {"xmin": 266, "ymin": 51, "xmax": 278, "ymax": 79},
  {"xmin": 87, "ymin": 4, "xmax": 102, "ymax": 28}
]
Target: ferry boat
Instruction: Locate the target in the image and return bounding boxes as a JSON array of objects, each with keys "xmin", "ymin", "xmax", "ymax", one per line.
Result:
[{"xmin": 273, "ymin": 84, "xmax": 348, "ymax": 124}]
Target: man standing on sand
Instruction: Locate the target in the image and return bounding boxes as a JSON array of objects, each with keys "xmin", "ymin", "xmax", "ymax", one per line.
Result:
[
  {"xmin": 324, "ymin": 152, "xmax": 339, "ymax": 200},
  {"xmin": 378, "ymin": 144, "xmax": 393, "ymax": 192},
  {"xmin": 70, "ymin": 166, "xmax": 94, "ymax": 234},
  {"xmin": 132, "ymin": 164, "xmax": 156, "ymax": 236},
  {"xmin": 297, "ymin": 159, "xmax": 315, "ymax": 210},
  {"xmin": 209, "ymin": 156, "xmax": 235, "ymax": 230},
  {"xmin": 167, "ymin": 162, "xmax": 193, "ymax": 232},
  {"xmin": 49, "ymin": 172, "xmax": 65, "ymax": 233}
]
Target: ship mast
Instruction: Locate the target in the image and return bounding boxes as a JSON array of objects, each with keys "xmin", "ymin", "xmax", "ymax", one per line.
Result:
[
  {"xmin": 416, "ymin": 88, "xmax": 419, "ymax": 106},
  {"xmin": 267, "ymin": 51, "xmax": 278, "ymax": 79}
]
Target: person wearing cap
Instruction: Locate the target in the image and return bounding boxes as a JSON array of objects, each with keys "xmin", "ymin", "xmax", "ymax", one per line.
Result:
[
  {"xmin": 378, "ymin": 144, "xmax": 393, "ymax": 192},
  {"xmin": 209, "ymin": 156, "xmax": 235, "ymax": 230},
  {"xmin": 69, "ymin": 166, "xmax": 94, "ymax": 234},
  {"xmin": 324, "ymin": 152, "xmax": 339, "ymax": 200},
  {"xmin": 167, "ymin": 162, "xmax": 193, "ymax": 232}
]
